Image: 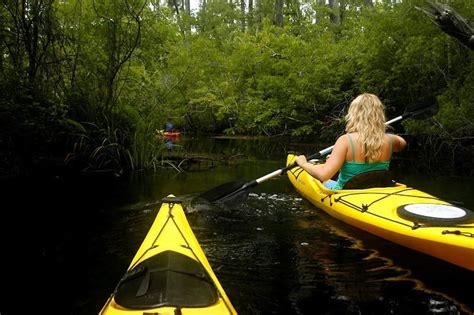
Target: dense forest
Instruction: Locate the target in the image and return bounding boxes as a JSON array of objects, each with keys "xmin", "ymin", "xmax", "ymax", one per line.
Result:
[{"xmin": 1, "ymin": 0, "xmax": 473, "ymax": 176}]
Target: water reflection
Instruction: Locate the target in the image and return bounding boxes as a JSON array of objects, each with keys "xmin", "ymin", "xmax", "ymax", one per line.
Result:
[
  {"xmin": 98, "ymin": 154, "xmax": 473, "ymax": 315},
  {"xmin": 187, "ymin": 192, "xmax": 471, "ymax": 314},
  {"xmin": 2, "ymin": 136, "xmax": 473, "ymax": 315},
  {"xmin": 180, "ymin": 135, "xmax": 319, "ymax": 161}
]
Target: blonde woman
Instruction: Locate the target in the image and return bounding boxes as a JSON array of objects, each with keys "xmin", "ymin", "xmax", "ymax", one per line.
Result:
[{"xmin": 296, "ymin": 93, "xmax": 407, "ymax": 190}]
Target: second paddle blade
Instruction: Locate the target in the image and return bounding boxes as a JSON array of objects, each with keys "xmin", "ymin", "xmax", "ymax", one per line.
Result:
[{"xmin": 199, "ymin": 181, "xmax": 246, "ymax": 203}]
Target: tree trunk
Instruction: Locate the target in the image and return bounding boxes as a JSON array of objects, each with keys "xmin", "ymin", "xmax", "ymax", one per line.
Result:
[
  {"xmin": 92, "ymin": 0, "xmax": 146, "ymax": 111},
  {"xmin": 241, "ymin": 0, "xmax": 246, "ymax": 31},
  {"xmin": 274, "ymin": 0, "xmax": 284, "ymax": 27},
  {"xmin": 185, "ymin": 0, "xmax": 191, "ymax": 13},
  {"xmin": 328, "ymin": 0, "xmax": 340, "ymax": 25},
  {"xmin": 248, "ymin": 0, "xmax": 254, "ymax": 28}
]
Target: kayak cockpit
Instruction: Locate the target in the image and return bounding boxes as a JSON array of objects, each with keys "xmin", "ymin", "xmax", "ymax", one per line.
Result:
[
  {"xmin": 114, "ymin": 250, "xmax": 218, "ymax": 309},
  {"xmin": 343, "ymin": 170, "xmax": 396, "ymax": 189}
]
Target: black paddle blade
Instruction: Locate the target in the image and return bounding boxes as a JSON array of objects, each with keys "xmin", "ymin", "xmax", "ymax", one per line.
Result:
[
  {"xmin": 215, "ymin": 189, "xmax": 251, "ymax": 206},
  {"xmin": 406, "ymin": 97, "xmax": 439, "ymax": 120},
  {"xmin": 199, "ymin": 181, "xmax": 246, "ymax": 203}
]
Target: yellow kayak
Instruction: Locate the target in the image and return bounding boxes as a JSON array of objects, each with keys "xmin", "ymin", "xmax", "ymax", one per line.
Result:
[
  {"xmin": 100, "ymin": 195, "xmax": 237, "ymax": 315},
  {"xmin": 286, "ymin": 154, "xmax": 474, "ymax": 271}
]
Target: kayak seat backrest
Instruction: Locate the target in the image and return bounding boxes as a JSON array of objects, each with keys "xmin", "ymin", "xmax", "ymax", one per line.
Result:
[
  {"xmin": 343, "ymin": 170, "xmax": 396, "ymax": 189},
  {"xmin": 114, "ymin": 250, "xmax": 218, "ymax": 309}
]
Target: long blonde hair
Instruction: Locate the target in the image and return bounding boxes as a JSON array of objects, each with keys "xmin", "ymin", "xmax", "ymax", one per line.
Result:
[{"xmin": 345, "ymin": 93, "xmax": 386, "ymax": 162}]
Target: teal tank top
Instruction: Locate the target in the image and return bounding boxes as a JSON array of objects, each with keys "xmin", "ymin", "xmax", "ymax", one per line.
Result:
[{"xmin": 332, "ymin": 134, "xmax": 393, "ymax": 190}]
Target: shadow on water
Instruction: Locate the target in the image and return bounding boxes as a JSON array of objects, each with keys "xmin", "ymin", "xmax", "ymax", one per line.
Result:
[{"xmin": 0, "ymin": 136, "xmax": 473, "ymax": 315}]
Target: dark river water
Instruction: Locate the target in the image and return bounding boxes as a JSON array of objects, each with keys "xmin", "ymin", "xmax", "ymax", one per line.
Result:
[{"xmin": 1, "ymin": 136, "xmax": 473, "ymax": 315}]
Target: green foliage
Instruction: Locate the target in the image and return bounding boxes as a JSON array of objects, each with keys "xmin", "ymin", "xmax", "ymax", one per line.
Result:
[
  {"xmin": 1, "ymin": 0, "xmax": 473, "ymax": 174},
  {"xmin": 434, "ymin": 57, "xmax": 474, "ymax": 138},
  {"xmin": 130, "ymin": 121, "xmax": 166, "ymax": 171}
]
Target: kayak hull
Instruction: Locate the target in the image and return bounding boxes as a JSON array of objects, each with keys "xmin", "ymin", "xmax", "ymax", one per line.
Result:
[
  {"xmin": 100, "ymin": 195, "xmax": 237, "ymax": 314},
  {"xmin": 286, "ymin": 154, "xmax": 474, "ymax": 271},
  {"xmin": 163, "ymin": 131, "xmax": 181, "ymax": 139}
]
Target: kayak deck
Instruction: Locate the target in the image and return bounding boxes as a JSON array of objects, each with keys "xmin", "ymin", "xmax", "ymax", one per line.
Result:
[
  {"xmin": 286, "ymin": 154, "xmax": 474, "ymax": 271},
  {"xmin": 100, "ymin": 195, "xmax": 237, "ymax": 314}
]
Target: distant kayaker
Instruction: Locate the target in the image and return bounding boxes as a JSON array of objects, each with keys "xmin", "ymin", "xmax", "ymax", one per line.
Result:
[
  {"xmin": 165, "ymin": 122, "xmax": 174, "ymax": 132},
  {"xmin": 295, "ymin": 93, "xmax": 407, "ymax": 190}
]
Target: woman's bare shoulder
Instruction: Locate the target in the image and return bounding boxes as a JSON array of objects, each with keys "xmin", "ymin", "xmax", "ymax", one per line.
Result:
[
  {"xmin": 336, "ymin": 133, "xmax": 349, "ymax": 142},
  {"xmin": 334, "ymin": 134, "xmax": 350, "ymax": 150},
  {"xmin": 386, "ymin": 133, "xmax": 407, "ymax": 151}
]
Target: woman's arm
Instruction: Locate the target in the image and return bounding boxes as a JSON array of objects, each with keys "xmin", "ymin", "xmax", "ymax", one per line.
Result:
[
  {"xmin": 295, "ymin": 136, "xmax": 347, "ymax": 182},
  {"xmin": 392, "ymin": 134, "xmax": 407, "ymax": 152}
]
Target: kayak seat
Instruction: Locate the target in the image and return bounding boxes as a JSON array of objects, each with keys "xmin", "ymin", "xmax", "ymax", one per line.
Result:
[
  {"xmin": 343, "ymin": 170, "xmax": 396, "ymax": 189},
  {"xmin": 114, "ymin": 250, "xmax": 218, "ymax": 309}
]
